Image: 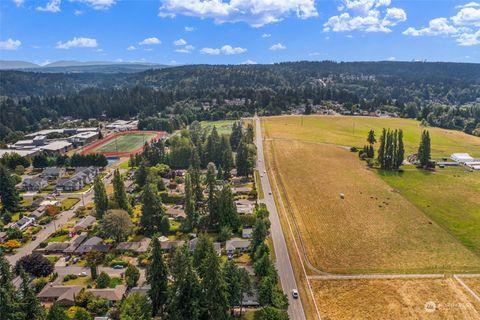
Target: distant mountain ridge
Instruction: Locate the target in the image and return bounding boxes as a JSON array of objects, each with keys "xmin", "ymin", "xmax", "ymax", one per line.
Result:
[{"xmin": 0, "ymin": 60, "xmax": 168, "ymax": 73}]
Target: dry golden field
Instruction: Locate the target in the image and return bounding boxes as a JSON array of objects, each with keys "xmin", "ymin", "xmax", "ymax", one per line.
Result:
[
  {"xmin": 462, "ymin": 277, "xmax": 480, "ymax": 296},
  {"xmin": 311, "ymin": 278, "xmax": 480, "ymax": 320},
  {"xmin": 264, "ymin": 138, "xmax": 480, "ymax": 273}
]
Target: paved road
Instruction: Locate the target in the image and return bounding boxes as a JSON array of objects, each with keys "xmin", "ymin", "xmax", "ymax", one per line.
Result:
[
  {"xmin": 6, "ymin": 190, "xmax": 95, "ymax": 266},
  {"xmin": 255, "ymin": 116, "xmax": 307, "ymax": 320}
]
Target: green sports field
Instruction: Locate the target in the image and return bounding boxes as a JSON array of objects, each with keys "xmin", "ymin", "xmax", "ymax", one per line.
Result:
[{"xmin": 92, "ymin": 133, "xmax": 157, "ymax": 153}]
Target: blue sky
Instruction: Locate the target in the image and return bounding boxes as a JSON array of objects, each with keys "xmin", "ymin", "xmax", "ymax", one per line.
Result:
[{"xmin": 0, "ymin": 0, "xmax": 479, "ymax": 65}]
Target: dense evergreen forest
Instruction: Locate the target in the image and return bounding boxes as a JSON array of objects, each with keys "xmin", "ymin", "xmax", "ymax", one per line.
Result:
[{"xmin": 1, "ymin": 61, "xmax": 480, "ymax": 142}]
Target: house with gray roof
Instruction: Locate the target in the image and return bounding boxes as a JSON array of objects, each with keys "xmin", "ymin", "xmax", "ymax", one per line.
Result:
[
  {"xmin": 42, "ymin": 167, "xmax": 66, "ymax": 180},
  {"xmin": 73, "ymin": 215, "xmax": 96, "ymax": 232},
  {"xmin": 22, "ymin": 177, "xmax": 48, "ymax": 191},
  {"xmin": 37, "ymin": 285, "xmax": 82, "ymax": 307},
  {"xmin": 226, "ymin": 238, "xmax": 251, "ymax": 254},
  {"xmin": 64, "ymin": 233, "xmax": 88, "ymax": 254}
]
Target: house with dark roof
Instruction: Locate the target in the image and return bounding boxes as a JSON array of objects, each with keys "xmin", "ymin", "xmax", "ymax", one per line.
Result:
[
  {"xmin": 115, "ymin": 238, "xmax": 151, "ymax": 253},
  {"xmin": 22, "ymin": 177, "xmax": 48, "ymax": 192},
  {"xmin": 42, "ymin": 242, "xmax": 70, "ymax": 254},
  {"xmin": 64, "ymin": 233, "xmax": 88, "ymax": 254},
  {"xmin": 56, "ymin": 167, "xmax": 99, "ymax": 191},
  {"xmin": 13, "ymin": 217, "xmax": 35, "ymax": 231},
  {"xmin": 75, "ymin": 236, "xmax": 109, "ymax": 254}
]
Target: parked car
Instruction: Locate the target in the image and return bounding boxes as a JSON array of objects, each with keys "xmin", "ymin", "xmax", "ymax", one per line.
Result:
[
  {"xmin": 78, "ymin": 271, "xmax": 87, "ymax": 277},
  {"xmin": 112, "ymin": 264, "xmax": 125, "ymax": 269}
]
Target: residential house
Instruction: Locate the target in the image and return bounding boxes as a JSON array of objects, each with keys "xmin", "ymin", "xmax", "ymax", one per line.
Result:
[
  {"xmin": 41, "ymin": 242, "xmax": 70, "ymax": 254},
  {"xmin": 166, "ymin": 206, "xmax": 186, "ymax": 220},
  {"xmin": 22, "ymin": 177, "xmax": 48, "ymax": 192},
  {"xmin": 75, "ymin": 236, "xmax": 109, "ymax": 254},
  {"xmin": 57, "ymin": 167, "xmax": 99, "ymax": 191},
  {"xmin": 87, "ymin": 285, "xmax": 127, "ymax": 304},
  {"xmin": 30, "ymin": 207, "xmax": 46, "ymax": 220},
  {"xmin": 242, "ymin": 227, "xmax": 253, "ymax": 239},
  {"xmin": 13, "ymin": 217, "xmax": 35, "ymax": 231},
  {"xmin": 160, "ymin": 239, "xmax": 185, "ymax": 251},
  {"xmin": 235, "ymin": 199, "xmax": 255, "ymax": 215},
  {"xmin": 226, "ymin": 238, "xmax": 251, "ymax": 254},
  {"xmin": 42, "ymin": 167, "xmax": 66, "ymax": 180},
  {"xmin": 73, "ymin": 215, "xmax": 96, "ymax": 232},
  {"xmin": 64, "ymin": 233, "xmax": 88, "ymax": 254},
  {"xmin": 233, "ymin": 187, "xmax": 251, "ymax": 195},
  {"xmin": 37, "ymin": 285, "xmax": 83, "ymax": 306},
  {"xmin": 115, "ymin": 238, "xmax": 151, "ymax": 253},
  {"xmin": 129, "ymin": 285, "xmax": 151, "ymax": 296}
]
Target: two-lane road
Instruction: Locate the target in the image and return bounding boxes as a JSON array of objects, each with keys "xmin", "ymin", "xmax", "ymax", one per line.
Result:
[{"xmin": 254, "ymin": 116, "xmax": 307, "ymax": 320}]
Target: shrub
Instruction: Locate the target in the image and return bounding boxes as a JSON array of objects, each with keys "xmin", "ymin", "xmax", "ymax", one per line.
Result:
[
  {"xmin": 96, "ymin": 272, "xmax": 110, "ymax": 289},
  {"xmin": 63, "ymin": 274, "xmax": 78, "ymax": 282},
  {"xmin": 109, "ymin": 260, "xmax": 128, "ymax": 268},
  {"xmin": 350, "ymin": 146, "xmax": 358, "ymax": 152}
]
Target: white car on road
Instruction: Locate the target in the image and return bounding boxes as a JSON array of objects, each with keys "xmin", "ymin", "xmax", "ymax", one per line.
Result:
[{"xmin": 292, "ymin": 289, "xmax": 299, "ymax": 299}]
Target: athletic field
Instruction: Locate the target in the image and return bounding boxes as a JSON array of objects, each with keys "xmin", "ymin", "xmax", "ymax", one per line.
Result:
[{"xmin": 81, "ymin": 131, "xmax": 164, "ymax": 157}]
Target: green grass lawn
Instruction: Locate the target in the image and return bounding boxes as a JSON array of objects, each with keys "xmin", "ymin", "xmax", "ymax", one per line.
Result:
[
  {"xmin": 47, "ymin": 234, "xmax": 70, "ymax": 243},
  {"xmin": 93, "ymin": 133, "xmax": 157, "ymax": 153},
  {"xmin": 254, "ymin": 170, "xmax": 264, "ymax": 200},
  {"xmin": 379, "ymin": 167, "xmax": 480, "ymax": 255},
  {"xmin": 63, "ymin": 276, "xmax": 93, "ymax": 286},
  {"xmin": 265, "ymin": 115, "xmax": 480, "ymax": 157},
  {"xmin": 200, "ymin": 120, "xmax": 236, "ymax": 135},
  {"xmin": 61, "ymin": 197, "xmax": 80, "ymax": 210},
  {"xmin": 108, "ymin": 277, "xmax": 123, "ymax": 288}
]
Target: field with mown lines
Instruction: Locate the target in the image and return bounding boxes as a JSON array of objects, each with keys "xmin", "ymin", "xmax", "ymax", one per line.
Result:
[
  {"xmin": 264, "ymin": 138, "xmax": 480, "ymax": 273},
  {"xmin": 311, "ymin": 278, "xmax": 480, "ymax": 320}
]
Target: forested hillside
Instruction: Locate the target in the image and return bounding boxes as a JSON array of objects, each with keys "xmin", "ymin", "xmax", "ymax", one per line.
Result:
[{"xmin": 1, "ymin": 61, "xmax": 479, "ymax": 142}]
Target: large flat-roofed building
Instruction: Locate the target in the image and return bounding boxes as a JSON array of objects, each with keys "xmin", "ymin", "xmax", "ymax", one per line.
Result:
[
  {"xmin": 41, "ymin": 141, "xmax": 73, "ymax": 154},
  {"xmin": 68, "ymin": 131, "xmax": 99, "ymax": 145},
  {"xmin": 451, "ymin": 153, "xmax": 475, "ymax": 163},
  {"xmin": 0, "ymin": 149, "xmax": 40, "ymax": 158}
]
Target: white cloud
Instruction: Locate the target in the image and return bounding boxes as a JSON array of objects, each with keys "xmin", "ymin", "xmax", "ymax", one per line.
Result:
[
  {"xmin": 39, "ymin": 60, "xmax": 51, "ymax": 66},
  {"xmin": 174, "ymin": 38, "xmax": 187, "ymax": 46},
  {"xmin": 36, "ymin": 0, "xmax": 61, "ymax": 13},
  {"xmin": 74, "ymin": 9, "xmax": 83, "ymax": 15},
  {"xmin": 262, "ymin": 33, "xmax": 271, "ymax": 38},
  {"xmin": 185, "ymin": 26, "xmax": 194, "ymax": 32},
  {"xmin": 403, "ymin": 4, "xmax": 480, "ymax": 46},
  {"xmin": 74, "ymin": 0, "xmax": 116, "ymax": 10},
  {"xmin": 13, "ymin": 0, "xmax": 24, "ymax": 6},
  {"xmin": 56, "ymin": 37, "xmax": 98, "ymax": 49},
  {"xmin": 387, "ymin": 56, "xmax": 395, "ymax": 61},
  {"xmin": 0, "ymin": 38, "xmax": 21, "ymax": 50},
  {"xmin": 200, "ymin": 44, "xmax": 247, "ymax": 55},
  {"xmin": 175, "ymin": 44, "xmax": 194, "ymax": 53},
  {"xmin": 126, "ymin": 45, "xmax": 137, "ymax": 51},
  {"xmin": 159, "ymin": 0, "xmax": 318, "ymax": 27},
  {"xmin": 200, "ymin": 47, "xmax": 220, "ymax": 55},
  {"xmin": 96, "ymin": 48, "xmax": 104, "ymax": 52},
  {"xmin": 308, "ymin": 52, "xmax": 321, "ymax": 56},
  {"xmin": 324, "ymin": 0, "xmax": 406, "ymax": 33},
  {"xmin": 139, "ymin": 37, "xmax": 161, "ymax": 45},
  {"xmin": 455, "ymin": 2, "xmax": 480, "ymax": 9},
  {"xmin": 221, "ymin": 45, "xmax": 247, "ymax": 54},
  {"xmin": 403, "ymin": 18, "xmax": 458, "ymax": 36},
  {"xmin": 241, "ymin": 59, "xmax": 257, "ymax": 64},
  {"xmin": 457, "ymin": 29, "xmax": 480, "ymax": 45},
  {"xmin": 269, "ymin": 43, "xmax": 286, "ymax": 50}
]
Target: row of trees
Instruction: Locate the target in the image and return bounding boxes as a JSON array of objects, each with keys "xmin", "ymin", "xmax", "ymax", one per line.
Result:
[
  {"xmin": 32, "ymin": 152, "xmax": 108, "ymax": 169},
  {"xmin": 377, "ymin": 128, "xmax": 405, "ymax": 170}
]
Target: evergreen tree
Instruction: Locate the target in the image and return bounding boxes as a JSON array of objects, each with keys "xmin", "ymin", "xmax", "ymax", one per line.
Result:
[
  {"xmin": 120, "ymin": 292, "xmax": 152, "ymax": 320},
  {"xmin": 135, "ymin": 160, "xmax": 149, "ymax": 188},
  {"xmin": 193, "ymin": 235, "xmax": 213, "ymax": 278},
  {"xmin": 147, "ymin": 238, "xmax": 168, "ymax": 317},
  {"xmin": 93, "ymin": 176, "xmax": 108, "ymax": 219},
  {"xmin": 168, "ymin": 247, "xmax": 201, "ymax": 320},
  {"xmin": 236, "ymin": 140, "xmax": 251, "ymax": 177},
  {"xmin": 184, "ymin": 173, "xmax": 197, "ymax": 229},
  {"xmin": 418, "ymin": 130, "xmax": 431, "ymax": 167},
  {"xmin": 224, "ymin": 260, "xmax": 241, "ymax": 309},
  {"xmin": 113, "ymin": 169, "xmax": 130, "ymax": 212},
  {"xmin": 200, "ymin": 245, "xmax": 229, "ymax": 319},
  {"xmin": 46, "ymin": 303, "xmax": 68, "ymax": 320},
  {"xmin": 245, "ymin": 124, "xmax": 254, "ymax": 144},
  {"xmin": 125, "ymin": 264, "xmax": 140, "ymax": 288},
  {"xmin": 140, "ymin": 183, "xmax": 166, "ymax": 236},
  {"xmin": 20, "ymin": 268, "xmax": 45, "ymax": 320},
  {"xmin": 220, "ymin": 135, "xmax": 233, "ymax": 179},
  {"xmin": 0, "ymin": 253, "xmax": 24, "ymax": 320},
  {"xmin": 396, "ymin": 129, "xmax": 405, "ymax": 169},
  {"xmin": 206, "ymin": 163, "xmax": 218, "ymax": 226},
  {"xmin": 377, "ymin": 128, "xmax": 386, "ymax": 169},
  {"xmin": 0, "ymin": 164, "xmax": 19, "ymax": 213},
  {"xmin": 251, "ymin": 218, "xmax": 268, "ymax": 257},
  {"xmin": 205, "ymin": 127, "xmax": 221, "ymax": 165},
  {"xmin": 216, "ymin": 185, "xmax": 239, "ymax": 231},
  {"xmin": 367, "ymin": 129, "xmax": 376, "ymax": 145},
  {"xmin": 230, "ymin": 122, "xmax": 243, "ymax": 150}
]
